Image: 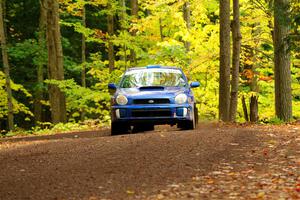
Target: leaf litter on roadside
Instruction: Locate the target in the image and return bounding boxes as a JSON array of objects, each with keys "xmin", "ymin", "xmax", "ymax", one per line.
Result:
[{"xmin": 145, "ymin": 125, "xmax": 300, "ymax": 200}]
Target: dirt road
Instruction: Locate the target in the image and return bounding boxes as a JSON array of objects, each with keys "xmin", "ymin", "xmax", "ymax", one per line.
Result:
[{"xmin": 0, "ymin": 124, "xmax": 299, "ymax": 200}]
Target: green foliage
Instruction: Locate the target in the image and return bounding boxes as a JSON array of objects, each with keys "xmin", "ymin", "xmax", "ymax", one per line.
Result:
[
  {"xmin": 265, "ymin": 117, "xmax": 284, "ymax": 125},
  {"xmin": 1, "ymin": 0, "xmax": 299, "ymax": 134},
  {"xmin": 0, "ymin": 71, "xmax": 33, "ymax": 119},
  {"xmin": 45, "ymin": 78, "xmax": 111, "ymax": 123},
  {"xmin": 2, "ymin": 121, "xmax": 98, "ymax": 137},
  {"xmin": 84, "ymin": 0, "xmax": 300, "ymax": 122}
]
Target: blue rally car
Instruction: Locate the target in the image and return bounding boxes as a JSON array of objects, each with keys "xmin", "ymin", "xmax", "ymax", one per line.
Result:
[{"xmin": 108, "ymin": 65, "xmax": 200, "ymax": 135}]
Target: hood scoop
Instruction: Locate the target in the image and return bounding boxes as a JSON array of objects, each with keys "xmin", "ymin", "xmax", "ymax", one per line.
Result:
[{"xmin": 139, "ymin": 86, "xmax": 165, "ymax": 91}]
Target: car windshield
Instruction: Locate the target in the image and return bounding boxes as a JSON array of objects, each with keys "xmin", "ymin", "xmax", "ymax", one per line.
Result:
[{"xmin": 120, "ymin": 68, "xmax": 187, "ymax": 88}]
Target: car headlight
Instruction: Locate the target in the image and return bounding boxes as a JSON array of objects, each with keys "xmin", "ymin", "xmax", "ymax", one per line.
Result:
[
  {"xmin": 175, "ymin": 94, "xmax": 187, "ymax": 104},
  {"xmin": 116, "ymin": 94, "xmax": 128, "ymax": 105}
]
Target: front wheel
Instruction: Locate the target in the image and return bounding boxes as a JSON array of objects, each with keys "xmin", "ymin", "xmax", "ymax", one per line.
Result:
[
  {"xmin": 194, "ymin": 105, "xmax": 199, "ymax": 125},
  {"xmin": 111, "ymin": 121, "xmax": 130, "ymax": 136},
  {"xmin": 178, "ymin": 107, "xmax": 197, "ymax": 130},
  {"xmin": 178, "ymin": 119, "xmax": 195, "ymax": 130}
]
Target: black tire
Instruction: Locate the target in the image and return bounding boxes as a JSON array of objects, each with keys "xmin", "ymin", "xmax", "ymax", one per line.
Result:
[
  {"xmin": 178, "ymin": 119, "xmax": 195, "ymax": 130},
  {"xmin": 194, "ymin": 104, "xmax": 199, "ymax": 126},
  {"xmin": 111, "ymin": 121, "xmax": 130, "ymax": 136},
  {"xmin": 178, "ymin": 107, "xmax": 197, "ymax": 130},
  {"xmin": 144, "ymin": 124, "xmax": 155, "ymax": 131}
]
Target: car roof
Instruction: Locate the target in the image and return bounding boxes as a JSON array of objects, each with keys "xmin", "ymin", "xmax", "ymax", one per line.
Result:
[{"xmin": 126, "ymin": 65, "xmax": 182, "ymax": 71}]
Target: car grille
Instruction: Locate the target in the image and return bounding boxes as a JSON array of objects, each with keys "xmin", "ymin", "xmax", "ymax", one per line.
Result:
[
  {"xmin": 132, "ymin": 109, "xmax": 171, "ymax": 117},
  {"xmin": 133, "ymin": 98, "xmax": 170, "ymax": 104}
]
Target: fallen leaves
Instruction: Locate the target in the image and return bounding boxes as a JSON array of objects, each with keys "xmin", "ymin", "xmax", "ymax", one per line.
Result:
[
  {"xmin": 146, "ymin": 125, "xmax": 300, "ymax": 200},
  {"xmin": 126, "ymin": 190, "xmax": 135, "ymax": 195},
  {"xmin": 295, "ymin": 184, "xmax": 300, "ymax": 193}
]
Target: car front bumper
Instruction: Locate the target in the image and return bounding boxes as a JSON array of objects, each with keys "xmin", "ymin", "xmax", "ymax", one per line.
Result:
[{"xmin": 111, "ymin": 104, "xmax": 194, "ymax": 125}]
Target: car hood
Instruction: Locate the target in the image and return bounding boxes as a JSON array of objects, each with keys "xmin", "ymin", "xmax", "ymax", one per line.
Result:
[{"xmin": 116, "ymin": 87, "xmax": 186, "ymax": 98}]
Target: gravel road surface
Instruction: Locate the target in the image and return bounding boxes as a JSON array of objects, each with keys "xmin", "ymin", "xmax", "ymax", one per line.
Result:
[{"xmin": 0, "ymin": 123, "xmax": 299, "ymax": 200}]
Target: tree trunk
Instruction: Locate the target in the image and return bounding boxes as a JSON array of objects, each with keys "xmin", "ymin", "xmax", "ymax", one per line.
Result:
[
  {"xmin": 229, "ymin": 0, "xmax": 241, "ymax": 122},
  {"xmin": 250, "ymin": 95, "xmax": 258, "ymax": 122},
  {"xmin": 219, "ymin": 0, "xmax": 231, "ymax": 122},
  {"xmin": 0, "ymin": 0, "xmax": 13, "ymax": 130},
  {"xmin": 34, "ymin": 0, "xmax": 47, "ymax": 123},
  {"xmin": 241, "ymin": 95, "xmax": 249, "ymax": 121},
  {"xmin": 81, "ymin": 5, "xmax": 86, "ymax": 88},
  {"xmin": 119, "ymin": 0, "xmax": 127, "ymax": 69},
  {"xmin": 46, "ymin": 0, "xmax": 67, "ymax": 124},
  {"xmin": 159, "ymin": 18, "xmax": 164, "ymax": 42},
  {"xmin": 107, "ymin": 1, "xmax": 115, "ymax": 72},
  {"xmin": 249, "ymin": 50, "xmax": 259, "ymax": 122},
  {"xmin": 81, "ymin": 4, "xmax": 86, "ymax": 121},
  {"xmin": 183, "ymin": 1, "xmax": 191, "ymax": 52},
  {"xmin": 130, "ymin": 0, "xmax": 138, "ymax": 66},
  {"xmin": 274, "ymin": 0, "xmax": 292, "ymax": 121},
  {"xmin": 119, "ymin": 0, "xmax": 126, "ymax": 28}
]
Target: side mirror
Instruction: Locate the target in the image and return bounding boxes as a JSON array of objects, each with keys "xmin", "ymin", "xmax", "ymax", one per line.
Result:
[
  {"xmin": 108, "ymin": 83, "xmax": 117, "ymax": 90},
  {"xmin": 190, "ymin": 81, "xmax": 200, "ymax": 88}
]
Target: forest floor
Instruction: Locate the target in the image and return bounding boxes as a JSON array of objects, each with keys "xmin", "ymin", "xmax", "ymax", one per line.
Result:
[{"xmin": 0, "ymin": 123, "xmax": 299, "ymax": 200}]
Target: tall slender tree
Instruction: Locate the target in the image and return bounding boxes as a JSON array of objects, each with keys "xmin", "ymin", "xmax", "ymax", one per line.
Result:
[
  {"xmin": 274, "ymin": 0, "xmax": 292, "ymax": 121},
  {"xmin": 130, "ymin": 0, "xmax": 138, "ymax": 66},
  {"xmin": 183, "ymin": 1, "xmax": 191, "ymax": 53},
  {"xmin": 107, "ymin": 1, "xmax": 115, "ymax": 72},
  {"xmin": 119, "ymin": 0, "xmax": 128, "ymax": 69},
  {"xmin": 119, "ymin": 0, "xmax": 126, "ymax": 28},
  {"xmin": 45, "ymin": 0, "xmax": 67, "ymax": 123},
  {"xmin": 81, "ymin": 4, "xmax": 86, "ymax": 89},
  {"xmin": 0, "ymin": 0, "xmax": 13, "ymax": 130},
  {"xmin": 159, "ymin": 17, "xmax": 164, "ymax": 41},
  {"xmin": 219, "ymin": 0, "xmax": 231, "ymax": 122},
  {"xmin": 229, "ymin": 0, "xmax": 241, "ymax": 122},
  {"xmin": 81, "ymin": 3, "xmax": 87, "ymax": 121},
  {"xmin": 249, "ymin": 43, "xmax": 259, "ymax": 122},
  {"xmin": 34, "ymin": 0, "xmax": 47, "ymax": 123}
]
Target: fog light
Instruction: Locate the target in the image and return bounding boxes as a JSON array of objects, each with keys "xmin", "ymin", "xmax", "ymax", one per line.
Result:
[
  {"xmin": 116, "ymin": 109, "xmax": 120, "ymax": 119},
  {"xmin": 183, "ymin": 108, "xmax": 187, "ymax": 117},
  {"xmin": 176, "ymin": 108, "xmax": 187, "ymax": 117},
  {"xmin": 116, "ymin": 109, "xmax": 126, "ymax": 119}
]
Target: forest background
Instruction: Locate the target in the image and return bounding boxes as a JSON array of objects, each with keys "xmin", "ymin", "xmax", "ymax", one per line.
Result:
[{"xmin": 0, "ymin": 0, "xmax": 299, "ymax": 134}]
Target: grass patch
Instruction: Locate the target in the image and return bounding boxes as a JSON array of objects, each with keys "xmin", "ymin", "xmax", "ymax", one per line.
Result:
[{"xmin": 1, "ymin": 120, "xmax": 105, "ymax": 138}]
